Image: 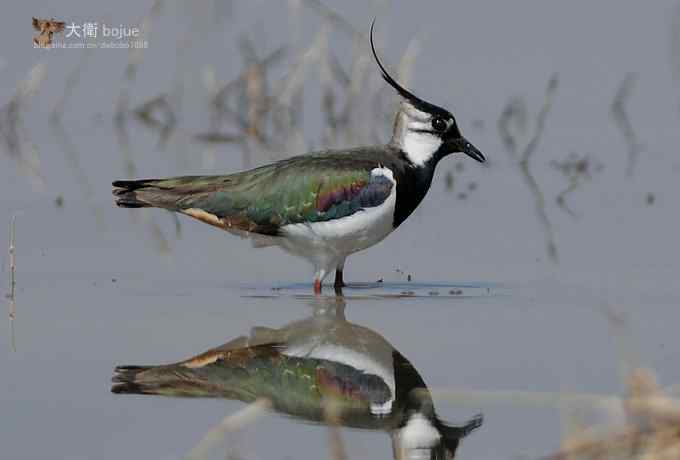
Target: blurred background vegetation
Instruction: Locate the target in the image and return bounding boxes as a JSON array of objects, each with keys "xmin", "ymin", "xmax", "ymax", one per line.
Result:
[{"xmin": 3, "ymin": 1, "xmax": 680, "ymax": 459}]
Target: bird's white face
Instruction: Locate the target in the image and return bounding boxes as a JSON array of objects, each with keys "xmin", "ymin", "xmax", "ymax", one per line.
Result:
[
  {"xmin": 391, "ymin": 413, "xmax": 443, "ymax": 460},
  {"xmin": 372, "ymin": 22, "xmax": 485, "ymax": 168},
  {"xmin": 392, "ymin": 102, "xmax": 455, "ymax": 167}
]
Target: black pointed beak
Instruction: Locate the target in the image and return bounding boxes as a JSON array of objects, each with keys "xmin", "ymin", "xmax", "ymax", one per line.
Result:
[{"xmin": 449, "ymin": 137, "xmax": 486, "ymax": 163}]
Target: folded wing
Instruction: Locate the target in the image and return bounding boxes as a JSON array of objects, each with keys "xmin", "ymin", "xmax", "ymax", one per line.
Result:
[{"xmin": 113, "ymin": 154, "xmax": 394, "ymax": 235}]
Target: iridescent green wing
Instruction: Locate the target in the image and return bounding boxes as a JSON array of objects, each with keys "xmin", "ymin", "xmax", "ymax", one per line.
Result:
[{"xmin": 169, "ymin": 155, "xmax": 393, "ymax": 234}]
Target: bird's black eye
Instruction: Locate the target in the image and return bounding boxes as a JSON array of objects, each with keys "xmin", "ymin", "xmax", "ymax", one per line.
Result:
[{"xmin": 431, "ymin": 117, "xmax": 448, "ymax": 132}]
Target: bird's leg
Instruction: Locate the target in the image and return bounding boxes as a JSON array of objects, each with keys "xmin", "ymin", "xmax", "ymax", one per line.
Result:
[
  {"xmin": 313, "ymin": 266, "xmax": 331, "ymax": 295},
  {"xmin": 334, "ymin": 259, "xmax": 346, "ymax": 289},
  {"xmin": 334, "ymin": 270, "xmax": 345, "ymax": 288},
  {"xmin": 313, "ymin": 266, "xmax": 325, "ymax": 295}
]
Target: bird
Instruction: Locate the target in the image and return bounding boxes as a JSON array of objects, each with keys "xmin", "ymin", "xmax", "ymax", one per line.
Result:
[
  {"xmin": 112, "ymin": 296, "xmax": 483, "ymax": 459},
  {"xmin": 112, "ymin": 21, "xmax": 485, "ymax": 294}
]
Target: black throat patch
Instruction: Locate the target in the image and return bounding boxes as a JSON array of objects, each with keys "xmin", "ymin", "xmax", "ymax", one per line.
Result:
[{"xmin": 391, "ymin": 150, "xmax": 438, "ymax": 228}]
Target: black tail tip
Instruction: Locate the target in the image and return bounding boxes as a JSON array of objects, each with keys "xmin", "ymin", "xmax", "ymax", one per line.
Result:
[
  {"xmin": 111, "ymin": 364, "xmax": 152, "ymax": 394},
  {"xmin": 112, "ymin": 179, "xmax": 147, "ymax": 190},
  {"xmin": 111, "ymin": 382, "xmax": 144, "ymax": 394},
  {"xmin": 113, "ymin": 180, "xmax": 153, "ymax": 207},
  {"xmin": 115, "ymin": 198, "xmax": 150, "ymax": 208}
]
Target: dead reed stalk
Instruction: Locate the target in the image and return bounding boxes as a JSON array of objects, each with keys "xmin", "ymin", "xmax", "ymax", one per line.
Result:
[
  {"xmin": 323, "ymin": 399, "xmax": 348, "ymax": 460},
  {"xmin": 544, "ymin": 369, "xmax": 680, "ymax": 460},
  {"xmin": 183, "ymin": 398, "xmax": 271, "ymax": 460},
  {"xmin": 8, "ymin": 215, "xmax": 16, "ymax": 352},
  {"xmin": 551, "ymin": 153, "xmax": 603, "ymax": 218},
  {"xmin": 498, "ymin": 75, "xmax": 560, "ymax": 262},
  {"xmin": 611, "ymin": 73, "xmax": 643, "ymax": 178},
  {"xmin": 0, "ymin": 62, "xmax": 47, "ymax": 188}
]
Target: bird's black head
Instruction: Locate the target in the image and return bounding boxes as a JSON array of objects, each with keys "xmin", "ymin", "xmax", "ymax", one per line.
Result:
[{"xmin": 370, "ymin": 20, "xmax": 485, "ymax": 167}]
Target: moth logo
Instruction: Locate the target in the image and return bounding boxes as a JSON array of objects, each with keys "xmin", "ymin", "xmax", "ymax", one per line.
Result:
[{"xmin": 32, "ymin": 17, "xmax": 65, "ymax": 48}]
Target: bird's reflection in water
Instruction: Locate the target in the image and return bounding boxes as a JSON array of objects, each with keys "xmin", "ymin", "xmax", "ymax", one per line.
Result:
[{"xmin": 112, "ymin": 296, "xmax": 482, "ymax": 459}]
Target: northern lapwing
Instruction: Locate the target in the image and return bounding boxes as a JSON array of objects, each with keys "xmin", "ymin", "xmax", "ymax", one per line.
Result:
[
  {"xmin": 112, "ymin": 22, "xmax": 485, "ymax": 294},
  {"xmin": 112, "ymin": 297, "xmax": 483, "ymax": 459}
]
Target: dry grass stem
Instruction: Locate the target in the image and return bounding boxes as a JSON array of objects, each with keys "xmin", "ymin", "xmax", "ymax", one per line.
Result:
[
  {"xmin": 323, "ymin": 399, "xmax": 348, "ymax": 460},
  {"xmin": 208, "ymin": 44, "xmax": 287, "ymax": 165},
  {"xmin": 50, "ymin": 49, "xmax": 93, "ymax": 122},
  {"xmin": 183, "ymin": 398, "xmax": 271, "ymax": 460},
  {"xmin": 551, "ymin": 153, "xmax": 603, "ymax": 218},
  {"xmin": 191, "ymin": 6, "xmax": 399, "ymax": 169},
  {"xmin": 193, "ymin": 132, "xmax": 243, "ymax": 144},
  {"xmin": 498, "ymin": 75, "xmax": 559, "ymax": 262},
  {"xmin": 0, "ymin": 63, "xmax": 47, "ymax": 188},
  {"xmin": 544, "ymin": 369, "xmax": 680, "ymax": 460},
  {"xmin": 300, "ymin": 0, "xmax": 362, "ymax": 40},
  {"xmin": 426, "ymin": 387, "xmax": 624, "ymax": 415},
  {"xmin": 147, "ymin": 215, "xmax": 171, "ymax": 254},
  {"xmin": 114, "ymin": 0, "xmax": 163, "ymax": 176},
  {"xmin": 8, "ymin": 215, "xmax": 16, "ymax": 352},
  {"xmin": 611, "ymin": 73, "xmax": 643, "ymax": 178},
  {"xmin": 521, "ymin": 75, "xmax": 559, "ymax": 262},
  {"xmin": 428, "ymin": 372, "xmax": 680, "ymax": 459},
  {"xmin": 113, "ymin": 93, "xmax": 137, "ymax": 180},
  {"xmin": 133, "ymin": 94, "xmax": 177, "ymax": 149},
  {"xmin": 49, "ymin": 50, "xmax": 107, "ymax": 229},
  {"xmin": 673, "ymin": 4, "xmax": 680, "ymax": 82},
  {"xmin": 498, "ymin": 96, "xmax": 528, "ymax": 159},
  {"xmin": 114, "ymin": 96, "xmax": 172, "ymax": 253},
  {"xmin": 49, "ymin": 120, "xmax": 107, "ymax": 230}
]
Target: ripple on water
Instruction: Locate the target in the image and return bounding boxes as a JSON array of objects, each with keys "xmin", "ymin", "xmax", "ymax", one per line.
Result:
[{"xmin": 241, "ymin": 281, "xmax": 503, "ymax": 300}]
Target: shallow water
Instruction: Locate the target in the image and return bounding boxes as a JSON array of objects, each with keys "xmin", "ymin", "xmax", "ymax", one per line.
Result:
[
  {"xmin": 3, "ymin": 1, "xmax": 680, "ymax": 459},
  {"xmin": 1, "ymin": 270, "xmax": 602, "ymax": 460}
]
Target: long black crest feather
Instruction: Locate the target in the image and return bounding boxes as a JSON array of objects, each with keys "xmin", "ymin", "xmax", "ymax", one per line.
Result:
[{"xmin": 369, "ymin": 19, "xmax": 450, "ymax": 117}]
